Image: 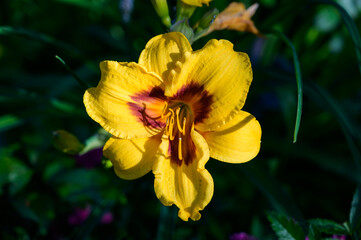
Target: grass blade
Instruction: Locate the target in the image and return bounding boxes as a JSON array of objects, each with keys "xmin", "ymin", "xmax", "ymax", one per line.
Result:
[
  {"xmin": 307, "ymin": 82, "xmax": 361, "ymax": 173},
  {"xmin": 271, "ymin": 30, "xmax": 303, "ymax": 143},
  {"xmin": 0, "ymin": 26, "xmax": 81, "ymax": 57},
  {"xmin": 312, "ymin": 0, "xmax": 361, "ymax": 75},
  {"xmin": 55, "ymin": 55, "xmax": 90, "ymax": 89},
  {"xmin": 241, "ymin": 163, "xmax": 304, "ymax": 222},
  {"xmin": 350, "ymin": 186, "xmax": 361, "ymax": 232}
]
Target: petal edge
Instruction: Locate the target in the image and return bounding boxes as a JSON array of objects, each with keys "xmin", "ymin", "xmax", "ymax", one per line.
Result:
[
  {"xmin": 203, "ymin": 110, "xmax": 261, "ymax": 163},
  {"xmin": 152, "ymin": 131, "xmax": 213, "ymax": 221},
  {"xmin": 104, "ymin": 135, "xmax": 162, "ymax": 180}
]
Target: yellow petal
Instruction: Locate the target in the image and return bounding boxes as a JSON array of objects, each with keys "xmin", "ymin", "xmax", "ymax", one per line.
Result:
[
  {"xmin": 138, "ymin": 32, "xmax": 192, "ymax": 81},
  {"xmin": 84, "ymin": 61, "xmax": 165, "ymax": 139},
  {"xmin": 153, "ymin": 130, "xmax": 213, "ymax": 221},
  {"xmin": 165, "ymin": 39, "xmax": 253, "ymax": 132},
  {"xmin": 202, "ymin": 110, "xmax": 261, "ymax": 163},
  {"xmin": 103, "ymin": 134, "xmax": 162, "ymax": 180}
]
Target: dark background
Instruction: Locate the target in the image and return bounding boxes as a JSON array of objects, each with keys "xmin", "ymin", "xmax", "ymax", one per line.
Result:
[{"xmin": 1, "ymin": 0, "xmax": 361, "ymax": 239}]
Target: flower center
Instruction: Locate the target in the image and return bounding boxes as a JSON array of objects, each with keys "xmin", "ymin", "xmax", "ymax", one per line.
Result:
[{"xmin": 161, "ymin": 101, "xmax": 195, "ymax": 165}]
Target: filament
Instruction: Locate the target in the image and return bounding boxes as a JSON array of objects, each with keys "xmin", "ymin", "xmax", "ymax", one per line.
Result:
[
  {"xmin": 176, "ymin": 108, "xmax": 185, "ymax": 135},
  {"xmin": 161, "ymin": 102, "xmax": 168, "ymax": 119},
  {"xmin": 169, "ymin": 110, "xmax": 175, "ymax": 141},
  {"xmin": 178, "ymin": 137, "xmax": 183, "ymax": 160}
]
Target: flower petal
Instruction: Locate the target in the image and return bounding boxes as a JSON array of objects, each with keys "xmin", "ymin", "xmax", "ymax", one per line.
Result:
[
  {"xmin": 84, "ymin": 61, "xmax": 164, "ymax": 139},
  {"xmin": 139, "ymin": 32, "xmax": 192, "ymax": 81},
  {"xmin": 165, "ymin": 39, "xmax": 253, "ymax": 132},
  {"xmin": 209, "ymin": 2, "xmax": 260, "ymax": 35},
  {"xmin": 103, "ymin": 134, "xmax": 162, "ymax": 180},
  {"xmin": 202, "ymin": 110, "xmax": 261, "ymax": 163},
  {"xmin": 153, "ymin": 130, "xmax": 213, "ymax": 221}
]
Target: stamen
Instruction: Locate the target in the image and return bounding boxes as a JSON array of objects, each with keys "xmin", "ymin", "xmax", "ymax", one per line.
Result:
[
  {"xmin": 169, "ymin": 109, "xmax": 175, "ymax": 141},
  {"xmin": 162, "ymin": 112, "xmax": 171, "ymax": 119},
  {"xmin": 161, "ymin": 101, "xmax": 168, "ymax": 119},
  {"xmin": 165, "ymin": 118, "xmax": 169, "ymax": 135},
  {"xmin": 178, "ymin": 137, "xmax": 183, "ymax": 160},
  {"xmin": 176, "ymin": 108, "xmax": 185, "ymax": 135},
  {"xmin": 182, "ymin": 118, "xmax": 186, "ymax": 134}
]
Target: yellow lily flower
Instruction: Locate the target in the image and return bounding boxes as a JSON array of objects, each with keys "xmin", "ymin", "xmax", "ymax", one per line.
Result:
[
  {"xmin": 208, "ymin": 2, "xmax": 260, "ymax": 35},
  {"xmin": 84, "ymin": 32, "xmax": 261, "ymax": 221},
  {"xmin": 181, "ymin": 0, "xmax": 212, "ymax": 7}
]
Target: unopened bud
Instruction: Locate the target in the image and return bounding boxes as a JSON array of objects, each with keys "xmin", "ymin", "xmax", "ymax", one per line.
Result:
[
  {"xmin": 52, "ymin": 130, "xmax": 84, "ymax": 155},
  {"xmin": 176, "ymin": 0, "xmax": 197, "ymax": 22},
  {"xmin": 151, "ymin": 0, "xmax": 171, "ymax": 27},
  {"xmin": 197, "ymin": 8, "xmax": 219, "ymax": 30}
]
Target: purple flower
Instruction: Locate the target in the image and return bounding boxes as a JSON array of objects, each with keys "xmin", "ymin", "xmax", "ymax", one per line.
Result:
[
  {"xmin": 75, "ymin": 147, "xmax": 103, "ymax": 168},
  {"xmin": 100, "ymin": 211, "xmax": 114, "ymax": 224},
  {"xmin": 68, "ymin": 205, "xmax": 114, "ymax": 226},
  {"xmin": 68, "ymin": 205, "xmax": 92, "ymax": 225},
  {"xmin": 230, "ymin": 232, "xmax": 258, "ymax": 240},
  {"xmin": 305, "ymin": 235, "xmax": 346, "ymax": 240},
  {"xmin": 332, "ymin": 235, "xmax": 346, "ymax": 240}
]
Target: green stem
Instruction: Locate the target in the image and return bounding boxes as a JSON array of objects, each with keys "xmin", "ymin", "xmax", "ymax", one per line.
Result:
[{"xmin": 271, "ymin": 30, "xmax": 303, "ymax": 143}]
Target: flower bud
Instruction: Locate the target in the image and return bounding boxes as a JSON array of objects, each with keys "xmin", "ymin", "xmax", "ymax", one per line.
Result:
[
  {"xmin": 52, "ymin": 130, "xmax": 84, "ymax": 155},
  {"xmin": 195, "ymin": 8, "xmax": 219, "ymax": 31},
  {"xmin": 151, "ymin": 0, "xmax": 171, "ymax": 27},
  {"xmin": 176, "ymin": 0, "xmax": 197, "ymax": 22}
]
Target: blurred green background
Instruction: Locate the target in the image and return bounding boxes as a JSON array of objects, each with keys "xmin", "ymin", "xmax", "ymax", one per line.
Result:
[{"xmin": 1, "ymin": 0, "xmax": 361, "ymax": 239}]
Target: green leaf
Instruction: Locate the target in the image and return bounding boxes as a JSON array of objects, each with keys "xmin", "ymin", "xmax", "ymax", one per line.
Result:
[
  {"xmin": 350, "ymin": 186, "xmax": 361, "ymax": 232},
  {"xmin": 267, "ymin": 211, "xmax": 305, "ymax": 240},
  {"xmin": 54, "ymin": 169, "xmax": 108, "ymax": 202},
  {"xmin": 50, "ymin": 99, "xmax": 83, "ymax": 115},
  {"xmin": 0, "ymin": 148, "xmax": 33, "ymax": 195},
  {"xmin": 241, "ymin": 163, "xmax": 304, "ymax": 222},
  {"xmin": 0, "ymin": 26, "xmax": 81, "ymax": 57},
  {"xmin": 312, "ymin": 0, "xmax": 361, "ymax": 76},
  {"xmin": 306, "ymin": 83, "xmax": 361, "ymax": 174},
  {"xmin": 307, "ymin": 224, "xmax": 321, "ymax": 240},
  {"xmin": 0, "ymin": 114, "xmax": 24, "ymax": 133},
  {"xmin": 12, "ymin": 199, "xmax": 39, "ymax": 223},
  {"xmin": 271, "ymin": 29, "xmax": 303, "ymax": 143},
  {"xmin": 308, "ymin": 219, "xmax": 348, "ymax": 235}
]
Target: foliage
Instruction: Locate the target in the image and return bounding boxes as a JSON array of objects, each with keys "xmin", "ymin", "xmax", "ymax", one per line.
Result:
[{"xmin": 1, "ymin": 0, "xmax": 361, "ymax": 239}]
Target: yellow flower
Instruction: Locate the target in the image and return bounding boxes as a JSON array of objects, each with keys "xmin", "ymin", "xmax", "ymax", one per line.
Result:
[
  {"xmin": 208, "ymin": 2, "xmax": 260, "ymax": 35},
  {"xmin": 84, "ymin": 32, "xmax": 261, "ymax": 221},
  {"xmin": 182, "ymin": 0, "xmax": 212, "ymax": 7}
]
